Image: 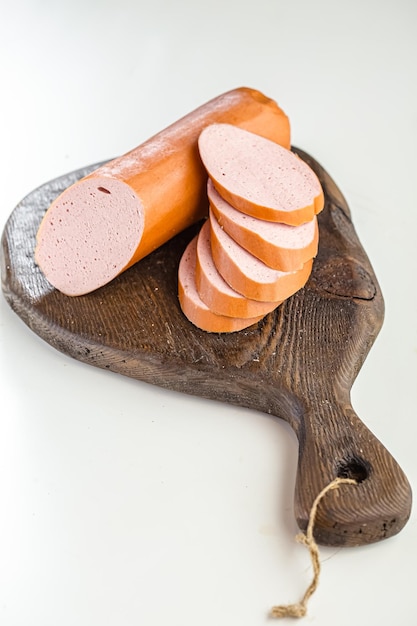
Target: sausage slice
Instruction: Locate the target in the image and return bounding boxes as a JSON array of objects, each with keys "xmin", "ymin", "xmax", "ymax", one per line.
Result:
[
  {"xmin": 195, "ymin": 220, "xmax": 280, "ymax": 318},
  {"xmin": 198, "ymin": 123, "xmax": 323, "ymax": 225},
  {"xmin": 178, "ymin": 235, "xmax": 264, "ymax": 333},
  {"xmin": 209, "ymin": 209, "xmax": 313, "ymax": 302}
]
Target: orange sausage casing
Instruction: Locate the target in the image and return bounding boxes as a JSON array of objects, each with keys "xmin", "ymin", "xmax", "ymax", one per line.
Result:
[{"xmin": 35, "ymin": 87, "xmax": 291, "ymax": 296}]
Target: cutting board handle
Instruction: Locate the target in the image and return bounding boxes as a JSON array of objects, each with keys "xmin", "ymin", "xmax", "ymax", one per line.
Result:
[{"xmin": 293, "ymin": 396, "xmax": 411, "ymax": 546}]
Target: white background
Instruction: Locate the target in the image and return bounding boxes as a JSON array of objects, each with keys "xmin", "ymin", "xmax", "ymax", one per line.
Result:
[{"xmin": 0, "ymin": 1, "xmax": 416, "ymax": 624}]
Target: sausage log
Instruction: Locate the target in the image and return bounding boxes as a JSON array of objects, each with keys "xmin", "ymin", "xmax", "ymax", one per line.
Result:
[{"xmin": 35, "ymin": 88, "xmax": 290, "ymax": 296}]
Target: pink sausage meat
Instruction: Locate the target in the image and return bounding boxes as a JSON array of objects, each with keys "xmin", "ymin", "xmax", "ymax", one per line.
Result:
[{"xmin": 35, "ymin": 179, "xmax": 144, "ymax": 297}]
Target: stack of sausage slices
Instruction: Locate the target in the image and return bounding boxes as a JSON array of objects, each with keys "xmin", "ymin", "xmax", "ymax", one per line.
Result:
[{"xmin": 178, "ymin": 123, "xmax": 324, "ymax": 333}]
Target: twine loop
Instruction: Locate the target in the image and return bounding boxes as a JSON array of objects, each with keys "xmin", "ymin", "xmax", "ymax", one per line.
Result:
[{"xmin": 270, "ymin": 477, "xmax": 357, "ymax": 619}]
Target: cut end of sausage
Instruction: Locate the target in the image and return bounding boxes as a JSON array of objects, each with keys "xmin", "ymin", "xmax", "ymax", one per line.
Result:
[
  {"xmin": 35, "ymin": 177, "xmax": 144, "ymax": 296},
  {"xmin": 178, "ymin": 235, "xmax": 264, "ymax": 333},
  {"xmin": 199, "ymin": 123, "xmax": 324, "ymax": 225}
]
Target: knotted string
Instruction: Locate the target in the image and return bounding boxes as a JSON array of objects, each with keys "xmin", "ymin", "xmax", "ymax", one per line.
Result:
[{"xmin": 270, "ymin": 477, "xmax": 357, "ymax": 619}]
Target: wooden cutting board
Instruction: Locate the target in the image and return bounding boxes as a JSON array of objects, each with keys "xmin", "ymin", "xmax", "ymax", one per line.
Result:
[{"xmin": 1, "ymin": 148, "xmax": 411, "ymax": 547}]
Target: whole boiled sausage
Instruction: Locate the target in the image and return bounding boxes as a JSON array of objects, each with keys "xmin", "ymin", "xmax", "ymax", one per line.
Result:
[{"xmin": 35, "ymin": 88, "xmax": 290, "ymax": 296}]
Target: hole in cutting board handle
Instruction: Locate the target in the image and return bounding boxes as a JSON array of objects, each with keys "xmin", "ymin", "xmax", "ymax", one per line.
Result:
[{"xmin": 337, "ymin": 456, "xmax": 370, "ymax": 483}]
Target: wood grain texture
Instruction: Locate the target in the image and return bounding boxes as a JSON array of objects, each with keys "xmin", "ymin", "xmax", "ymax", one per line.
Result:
[{"xmin": 1, "ymin": 149, "xmax": 412, "ymax": 546}]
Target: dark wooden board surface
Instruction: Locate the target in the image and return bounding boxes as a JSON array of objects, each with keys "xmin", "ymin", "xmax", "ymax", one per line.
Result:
[{"xmin": 1, "ymin": 149, "xmax": 412, "ymax": 546}]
